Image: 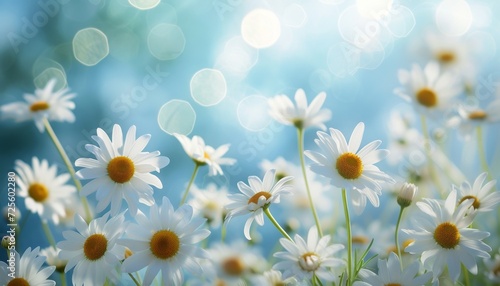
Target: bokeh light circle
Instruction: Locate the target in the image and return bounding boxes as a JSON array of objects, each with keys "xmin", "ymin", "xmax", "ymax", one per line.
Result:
[
  {"xmin": 73, "ymin": 28, "xmax": 109, "ymax": 66},
  {"xmin": 190, "ymin": 69, "xmax": 227, "ymax": 107},
  {"xmin": 34, "ymin": 68, "xmax": 67, "ymax": 91},
  {"xmin": 237, "ymin": 95, "xmax": 271, "ymax": 131},
  {"xmin": 435, "ymin": 0, "xmax": 472, "ymax": 37},
  {"xmin": 282, "ymin": 4, "xmax": 307, "ymax": 28},
  {"xmin": 148, "ymin": 23, "xmax": 185, "ymax": 60},
  {"xmin": 128, "ymin": 0, "xmax": 160, "ymax": 10},
  {"xmin": 241, "ymin": 9, "xmax": 281, "ymax": 49},
  {"xmin": 158, "ymin": 100, "xmax": 196, "ymax": 135}
]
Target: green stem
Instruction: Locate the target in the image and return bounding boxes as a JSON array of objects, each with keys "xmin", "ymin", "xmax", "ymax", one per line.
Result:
[
  {"xmin": 179, "ymin": 164, "xmax": 199, "ymax": 206},
  {"xmin": 462, "ymin": 264, "xmax": 470, "ymax": 286},
  {"xmin": 42, "ymin": 118, "xmax": 92, "ymax": 222},
  {"xmin": 264, "ymin": 207, "xmax": 292, "ymax": 241},
  {"xmin": 297, "ymin": 127, "xmax": 323, "ymax": 237},
  {"xmin": 342, "ymin": 189, "xmax": 353, "ymax": 286},
  {"xmin": 60, "ymin": 272, "xmax": 67, "ymax": 286},
  {"xmin": 395, "ymin": 207, "xmax": 405, "ymax": 270},
  {"xmin": 129, "ymin": 273, "xmax": 141, "ymax": 286},
  {"xmin": 476, "ymin": 126, "xmax": 493, "ymax": 180},
  {"xmin": 41, "ymin": 220, "xmax": 56, "ymax": 248},
  {"xmin": 221, "ymin": 222, "xmax": 227, "ymax": 242},
  {"xmin": 420, "ymin": 116, "xmax": 444, "ymax": 197}
]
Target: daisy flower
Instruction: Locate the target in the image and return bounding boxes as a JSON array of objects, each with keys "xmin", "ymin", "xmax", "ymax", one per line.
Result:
[
  {"xmin": 353, "ymin": 252, "xmax": 432, "ymax": 286},
  {"xmin": 15, "ymin": 157, "xmax": 76, "ymax": 224},
  {"xmin": 224, "ymin": 169, "xmax": 293, "ymax": 240},
  {"xmin": 402, "ymin": 190, "xmax": 491, "ymax": 282},
  {"xmin": 174, "ymin": 133, "xmax": 236, "ymax": 176},
  {"xmin": 75, "ymin": 124, "xmax": 170, "ymax": 215},
  {"xmin": 386, "ymin": 108, "xmax": 422, "ymax": 165},
  {"xmin": 484, "ymin": 249, "xmax": 500, "ymax": 282},
  {"xmin": 394, "ymin": 62, "xmax": 462, "ymax": 119},
  {"xmin": 250, "ymin": 269, "xmax": 299, "ymax": 286},
  {"xmin": 0, "ymin": 247, "xmax": 56, "ymax": 286},
  {"xmin": 304, "ymin": 122, "xmax": 395, "ymax": 214},
  {"xmin": 0, "ymin": 79, "xmax": 75, "ymax": 132},
  {"xmin": 455, "ymin": 172, "xmax": 499, "ymax": 213},
  {"xmin": 120, "ymin": 196, "xmax": 210, "ymax": 286},
  {"xmin": 448, "ymin": 98, "xmax": 500, "ymax": 139},
  {"xmin": 40, "ymin": 247, "xmax": 67, "ymax": 273},
  {"xmin": 268, "ymin": 88, "xmax": 332, "ymax": 130},
  {"xmin": 273, "ymin": 226, "xmax": 345, "ymax": 283},
  {"xmin": 188, "ymin": 183, "xmax": 229, "ymax": 228},
  {"xmin": 57, "ymin": 212, "xmax": 127, "ymax": 286}
]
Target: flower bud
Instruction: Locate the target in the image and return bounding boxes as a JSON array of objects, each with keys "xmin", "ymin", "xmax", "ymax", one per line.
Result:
[
  {"xmin": 397, "ymin": 182, "xmax": 417, "ymax": 208},
  {"xmin": 1, "ymin": 236, "xmax": 10, "ymax": 249}
]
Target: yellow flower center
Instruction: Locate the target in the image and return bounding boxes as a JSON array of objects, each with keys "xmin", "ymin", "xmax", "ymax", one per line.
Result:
[
  {"xmin": 28, "ymin": 183, "xmax": 49, "ymax": 202},
  {"xmin": 107, "ymin": 156, "xmax": 135, "ymax": 183},
  {"xmin": 124, "ymin": 247, "xmax": 133, "ymax": 259},
  {"xmin": 336, "ymin": 153, "xmax": 363, "ymax": 180},
  {"xmin": 203, "ymin": 151, "xmax": 211, "ymax": 159},
  {"xmin": 493, "ymin": 263, "xmax": 500, "ymax": 277},
  {"xmin": 352, "ymin": 235, "xmax": 370, "ymax": 245},
  {"xmin": 29, "ymin": 101, "xmax": 50, "ymax": 112},
  {"xmin": 468, "ymin": 110, "xmax": 487, "ymax": 120},
  {"xmin": 222, "ymin": 256, "xmax": 245, "ymax": 276},
  {"xmin": 248, "ymin": 191, "xmax": 271, "ymax": 205},
  {"xmin": 402, "ymin": 238, "xmax": 415, "ymax": 250},
  {"xmin": 458, "ymin": 195, "xmax": 481, "ymax": 210},
  {"xmin": 437, "ymin": 51, "xmax": 455, "ymax": 63},
  {"xmin": 434, "ymin": 222, "xmax": 460, "ymax": 249},
  {"xmin": 7, "ymin": 278, "xmax": 30, "ymax": 286},
  {"xmin": 416, "ymin": 88, "xmax": 438, "ymax": 108},
  {"xmin": 299, "ymin": 252, "xmax": 320, "ymax": 271},
  {"xmin": 149, "ymin": 230, "xmax": 180, "ymax": 260},
  {"xmin": 83, "ymin": 234, "xmax": 108, "ymax": 261}
]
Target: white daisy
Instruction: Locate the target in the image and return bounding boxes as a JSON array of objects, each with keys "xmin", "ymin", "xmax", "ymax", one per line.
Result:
[
  {"xmin": 268, "ymin": 88, "xmax": 332, "ymax": 130},
  {"xmin": 57, "ymin": 212, "xmax": 126, "ymax": 286},
  {"xmin": 273, "ymin": 226, "xmax": 345, "ymax": 283},
  {"xmin": 40, "ymin": 247, "xmax": 67, "ymax": 273},
  {"xmin": 75, "ymin": 124, "xmax": 170, "ymax": 215},
  {"xmin": 304, "ymin": 122, "xmax": 395, "ymax": 214},
  {"xmin": 484, "ymin": 249, "xmax": 500, "ymax": 283},
  {"xmin": 120, "ymin": 196, "xmax": 210, "ymax": 286},
  {"xmin": 174, "ymin": 133, "xmax": 236, "ymax": 176},
  {"xmin": 250, "ymin": 269, "xmax": 299, "ymax": 286},
  {"xmin": 353, "ymin": 252, "xmax": 432, "ymax": 286},
  {"xmin": 394, "ymin": 62, "xmax": 462, "ymax": 119},
  {"xmin": 188, "ymin": 183, "xmax": 229, "ymax": 228},
  {"xmin": 455, "ymin": 172, "xmax": 499, "ymax": 213},
  {"xmin": 15, "ymin": 157, "xmax": 76, "ymax": 224},
  {"xmin": 0, "ymin": 79, "xmax": 75, "ymax": 132},
  {"xmin": 448, "ymin": 98, "xmax": 500, "ymax": 139},
  {"xmin": 0, "ymin": 247, "xmax": 56, "ymax": 286},
  {"xmin": 224, "ymin": 169, "xmax": 293, "ymax": 240},
  {"xmin": 402, "ymin": 190, "xmax": 491, "ymax": 282}
]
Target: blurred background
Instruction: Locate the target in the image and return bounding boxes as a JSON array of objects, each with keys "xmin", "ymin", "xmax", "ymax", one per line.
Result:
[{"xmin": 1, "ymin": 0, "xmax": 500, "ymax": 283}]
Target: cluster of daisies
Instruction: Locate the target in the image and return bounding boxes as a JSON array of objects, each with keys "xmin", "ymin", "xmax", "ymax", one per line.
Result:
[{"xmin": 1, "ymin": 33, "xmax": 500, "ymax": 286}]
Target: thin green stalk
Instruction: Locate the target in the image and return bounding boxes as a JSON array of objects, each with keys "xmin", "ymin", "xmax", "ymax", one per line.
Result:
[
  {"xmin": 42, "ymin": 118, "xmax": 92, "ymax": 222},
  {"xmin": 129, "ymin": 273, "xmax": 141, "ymax": 286},
  {"xmin": 420, "ymin": 116, "xmax": 444, "ymax": 196},
  {"xmin": 462, "ymin": 264, "xmax": 470, "ymax": 286},
  {"xmin": 476, "ymin": 126, "xmax": 493, "ymax": 180},
  {"xmin": 342, "ymin": 189, "xmax": 353, "ymax": 286},
  {"xmin": 264, "ymin": 207, "xmax": 292, "ymax": 241},
  {"xmin": 394, "ymin": 207, "xmax": 404, "ymax": 270},
  {"xmin": 179, "ymin": 164, "xmax": 199, "ymax": 206},
  {"xmin": 60, "ymin": 272, "xmax": 67, "ymax": 286},
  {"xmin": 297, "ymin": 127, "xmax": 323, "ymax": 237},
  {"xmin": 41, "ymin": 220, "xmax": 56, "ymax": 248}
]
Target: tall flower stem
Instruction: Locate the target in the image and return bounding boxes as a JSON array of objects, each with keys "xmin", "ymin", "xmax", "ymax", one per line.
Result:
[
  {"xmin": 41, "ymin": 220, "xmax": 56, "ymax": 248},
  {"xmin": 394, "ymin": 207, "xmax": 405, "ymax": 270},
  {"xmin": 462, "ymin": 264, "xmax": 470, "ymax": 286},
  {"xmin": 420, "ymin": 116, "xmax": 444, "ymax": 196},
  {"xmin": 476, "ymin": 127, "xmax": 492, "ymax": 180},
  {"xmin": 60, "ymin": 273, "xmax": 67, "ymax": 286},
  {"xmin": 42, "ymin": 118, "xmax": 92, "ymax": 222},
  {"xmin": 264, "ymin": 207, "xmax": 292, "ymax": 241},
  {"xmin": 342, "ymin": 189, "xmax": 353, "ymax": 286},
  {"xmin": 128, "ymin": 273, "xmax": 141, "ymax": 286},
  {"xmin": 179, "ymin": 164, "xmax": 199, "ymax": 206},
  {"xmin": 297, "ymin": 127, "xmax": 323, "ymax": 237}
]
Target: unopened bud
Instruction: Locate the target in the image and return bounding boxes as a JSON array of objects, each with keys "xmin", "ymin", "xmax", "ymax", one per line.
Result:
[{"xmin": 397, "ymin": 182, "xmax": 417, "ymax": 208}]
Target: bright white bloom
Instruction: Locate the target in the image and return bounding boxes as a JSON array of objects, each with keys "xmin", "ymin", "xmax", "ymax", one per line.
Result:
[
  {"xmin": 402, "ymin": 190, "xmax": 491, "ymax": 282},
  {"xmin": 305, "ymin": 122, "xmax": 395, "ymax": 214},
  {"xmin": 188, "ymin": 183, "xmax": 229, "ymax": 228},
  {"xmin": 394, "ymin": 62, "xmax": 462, "ymax": 119},
  {"xmin": 0, "ymin": 247, "xmax": 56, "ymax": 286},
  {"xmin": 120, "ymin": 197, "xmax": 210, "ymax": 286},
  {"xmin": 423, "ymin": 32, "xmax": 473, "ymax": 72},
  {"xmin": 455, "ymin": 172, "xmax": 499, "ymax": 213},
  {"xmin": 354, "ymin": 252, "xmax": 432, "ymax": 286},
  {"xmin": 273, "ymin": 227, "xmax": 345, "ymax": 282},
  {"xmin": 174, "ymin": 133, "xmax": 236, "ymax": 176},
  {"xmin": 0, "ymin": 79, "xmax": 75, "ymax": 132},
  {"xmin": 448, "ymin": 98, "xmax": 500, "ymax": 139},
  {"xmin": 15, "ymin": 157, "xmax": 76, "ymax": 224},
  {"xmin": 484, "ymin": 249, "xmax": 500, "ymax": 282},
  {"xmin": 75, "ymin": 124, "xmax": 170, "ymax": 215},
  {"xmin": 251, "ymin": 269, "xmax": 299, "ymax": 286},
  {"xmin": 268, "ymin": 88, "xmax": 332, "ymax": 130},
  {"xmin": 57, "ymin": 213, "xmax": 126, "ymax": 286},
  {"xmin": 40, "ymin": 247, "xmax": 67, "ymax": 273},
  {"xmin": 225, "ymin": 169, "xmax": 293, "ymax": 240}
]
